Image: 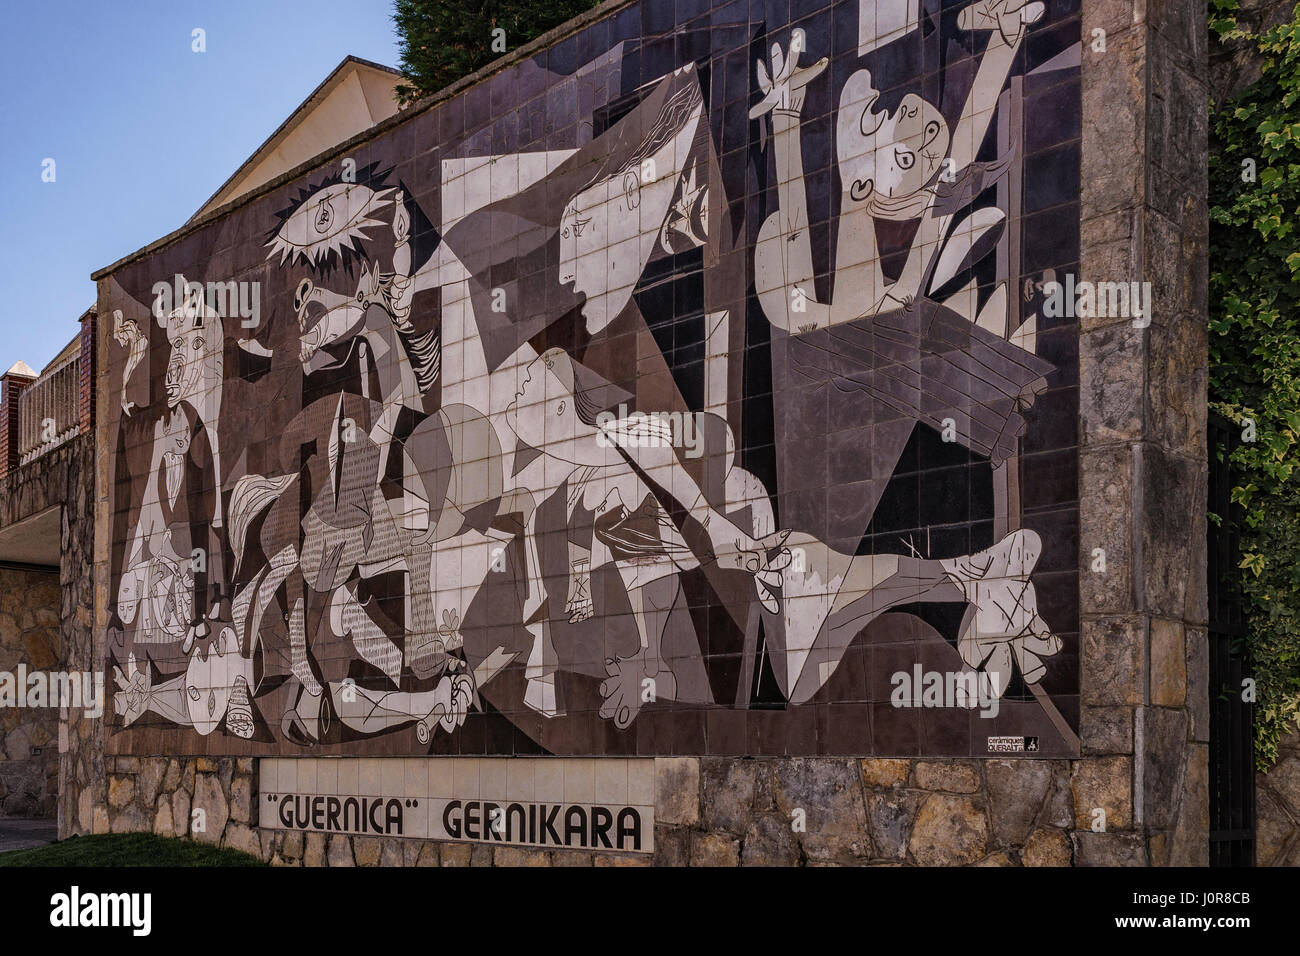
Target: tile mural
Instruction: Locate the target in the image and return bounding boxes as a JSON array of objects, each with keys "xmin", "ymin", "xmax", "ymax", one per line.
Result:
[{"xmin": 100, "ymin": 0, "xmax": 1082, "ymax": 757}]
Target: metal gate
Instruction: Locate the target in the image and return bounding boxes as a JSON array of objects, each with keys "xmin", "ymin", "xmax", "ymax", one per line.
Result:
[{"xmin": 1207, "ymin": 412, "xmax": 1255, "ymax": 866}]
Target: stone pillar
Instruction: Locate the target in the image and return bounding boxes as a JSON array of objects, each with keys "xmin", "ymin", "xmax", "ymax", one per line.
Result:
[{"xmin": 1076, "ymin": 0, "xmax": 1210, "ymax": 865}]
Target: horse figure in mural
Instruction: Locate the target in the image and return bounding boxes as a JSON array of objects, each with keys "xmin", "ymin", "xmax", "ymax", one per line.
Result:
[{"xmin": 226, "ymin": 189, "xmax": 484, "ymax": 744}]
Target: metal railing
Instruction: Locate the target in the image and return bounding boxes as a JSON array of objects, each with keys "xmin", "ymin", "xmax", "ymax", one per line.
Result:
[
  {"xmin": 17, "ymin": 353, "xmax": 81, "ymax": 465},
  {"xmin": 1208, "ymin": 411, "xmax": 1255, "ymax": 866}
]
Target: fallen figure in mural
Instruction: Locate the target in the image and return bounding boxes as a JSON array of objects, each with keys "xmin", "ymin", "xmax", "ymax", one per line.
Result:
[
  {"xmin": 499, "ymin": 347, "xmax": 791, "ymax": 727},
  {"xmin": 744, "ymin": 0, "xmax": 1064, "ymax": 705}
]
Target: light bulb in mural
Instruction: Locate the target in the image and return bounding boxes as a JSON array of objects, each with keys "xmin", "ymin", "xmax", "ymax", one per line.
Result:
[{"xmin": 266, "ymin": 181, "xmax": 395, "ymax": 267}]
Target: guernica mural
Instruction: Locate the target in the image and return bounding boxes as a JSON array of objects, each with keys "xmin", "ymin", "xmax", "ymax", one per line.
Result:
[{"xmin": 100, "ymin": 0, "xmax": 1083, "ymax": 758}]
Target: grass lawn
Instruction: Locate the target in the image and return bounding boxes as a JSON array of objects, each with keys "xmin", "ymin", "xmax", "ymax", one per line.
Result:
[{"xmin": 0, "ymin": 833, "xmax": 266, "ymax": 867}]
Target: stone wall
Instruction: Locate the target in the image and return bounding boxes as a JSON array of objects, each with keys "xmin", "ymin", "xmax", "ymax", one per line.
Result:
[
  {"xmin": 0, "ymin": 567, "xmax": 61, "ymax": 817},
  {"xmin": 1210, "ymin": 0, "xmax": 1295, "ymax": 102},
  {"xmin": 0, "ymin": 437, "xmax": 95, "ymax": 831},
  {"xmin": 1074, "ymin": 0, "xmax": 1211, "ymax": 865},
  {"xmin": 100, "ymin": 752, "xmax": 1089, "ymax": 866}
]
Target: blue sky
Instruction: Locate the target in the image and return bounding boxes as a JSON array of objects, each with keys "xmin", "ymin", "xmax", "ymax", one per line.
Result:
[{"xmin": 0, "ymin": 0, "xmax": 402, "ymax": 371}]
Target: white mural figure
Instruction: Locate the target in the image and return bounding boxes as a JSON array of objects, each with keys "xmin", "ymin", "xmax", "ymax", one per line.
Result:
[
  {"xmin": 111, "ymin": 309, "xmax": 147, "ymax": 417},
  {"xmin": 112, "ymin": 627, "xmax": 256, "ymax": 738},
  {"xmin": 752, "ymin": 0, "xmax": 1045, "ymax": 333},
  {"xmin": 116, "ymin": 281, "xmax": 227, "ymax": 653},
  {"xmin": 502, "ymin": 348, "xmax": 777, "ymax": 726},
  {"xmin": 745, "ymin": 0, "xmax": 1062, "ymax": 703}
]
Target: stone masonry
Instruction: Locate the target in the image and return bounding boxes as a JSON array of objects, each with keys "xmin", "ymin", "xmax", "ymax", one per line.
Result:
[{"xmin": 0, "ymin": 568, "xmax": 60, "ymax": 817}]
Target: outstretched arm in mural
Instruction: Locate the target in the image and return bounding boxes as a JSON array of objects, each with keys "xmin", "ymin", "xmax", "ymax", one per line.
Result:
[
  {"xmin": 775, "ymin": 528, "xmax": 1061, "ymax": 705},
  {"xmin": 750, "ymin": 34, "xmax": 834, "ymax": 333},
  {"xmin": 329, "ymin": 670, "xmax": 474, "ymax": 744},
  {"xmin": 752, "ymin": 0, "xmax": 1044, "ymax": 333},
  {"xmin": 891, "ymin": 0, "xmax": 1046, "ymax": 299},
  {"xmin": 616, "ymin": 432, "xmax": 791, "ymax": 610}
]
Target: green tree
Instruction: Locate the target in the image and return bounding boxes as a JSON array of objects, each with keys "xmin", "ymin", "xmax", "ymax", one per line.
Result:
[
  {"xmin": 1209, "ymin": 0, "xmax": 1300, "ymax": 767},
  {"xmin": 392, "ymin": 0, "xmax": 600, "ymax": 106}
]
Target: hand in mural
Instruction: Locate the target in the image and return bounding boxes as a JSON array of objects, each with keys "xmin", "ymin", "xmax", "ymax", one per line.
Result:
[
  {"xmin": 717, "ymin": 530, "xmax": 793, "ymax": 613},
  {"xmin": 112, "ymin": 653, "xmax": 152, "ymax": 727},
  {"xmin": 941, "ymin": 530, "xmax": 1062, "ymax": 695},
  {"xmin": 598, "ymin": 658, "xmax": 650, "ymax": 723},
  {"xmin": 565, "ymin": 558, "xmax": 594, "ymax": 623},
  {"xmin": 748, "ymin": 31, "xmax": 827, "ymax": 120},
  {"xmin": 416, "ymin": 671, "xmax": 475, "ymax": 742},
  {"xmin": 958, "ymin": 0, "xmax": 1045, "ymax": 45}
]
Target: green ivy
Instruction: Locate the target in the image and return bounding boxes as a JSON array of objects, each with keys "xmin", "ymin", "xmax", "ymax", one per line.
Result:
[
  {"xmin": 1209, "ymin": 0, "xmax": 1300, "ymax": 768},
  {"xmin": 391, "ymin": 0, "xmax": 600, "ymax": 106}
]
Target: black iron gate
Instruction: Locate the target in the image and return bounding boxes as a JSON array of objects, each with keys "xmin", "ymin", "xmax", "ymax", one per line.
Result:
[{"xmin": 1207, "ymin": 412, "xmax": 1255, "ymax": 866}]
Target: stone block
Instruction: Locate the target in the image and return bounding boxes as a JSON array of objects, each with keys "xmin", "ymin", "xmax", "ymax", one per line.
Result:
[
  {"xmin": 1071, "ymin": 755, "xmax": 1133, "ymax": 830},
  {"xmin": 353, "ymin": 836, "xmax": 383, "ymax": 867},
  {"xmin": 107, "ymin": 774, "xmax": 133, "ymax": 809},
  {"xmin": 986, "ymin": 759, "xmax": 1052, "ymax": 845},
  {"xmin": 866, "ymin": 790, "xmax": 924, "ymax": 860},
  {"xmin": 223, "ymin": 822, "xmax": 261, "ymax": 857},
  {"xmin": 494, "ymin": 846, "xmax": 552, "ymax": 866},
  {"xmin": 691, "ymin": 832, "xmax": 740, "ymax": 867},
  {"xmin": 699, "ymin": 759, "xmax": 757, "ymax": 834},
  {"xmin": 653, "ymin": 827, "xmax": 690, "ymax": 866},
  {"xmin": 1149, "ymin": 619, "xmax": 1187, "ymax": 706},
  {"xmin": 1078, "ymin": 449, "xmax": 1135, "ymax": 616},
  {"xmin": 327, "ymin": 834, "xmax": 354, "ymax": 867},
  {"xmin": 440, "ymin": 843, "xmax": 472, "ymax": 867},
  {"xmin": 908, "ymin": 794, "xmax": 988, "ymax": 866},
  {"xmin": 191, "ymin": 772, "xmax": 229, "ymax": 845},
  {"xmin": 1073, "ymin": 830, "xmax": 1147, "ymax": 866},
  {"xmin": 771, "ymin": 758, "xmax": 869, "ymax": 863},
  {"xmin": 1081, "ymin": 617, "xmax": 1143, "ymax": 707},
  {"xmin": 740, "ymin": 814, "xmax": 801, "ymax": 866},
  {"xmin": 859, "ymin": 758, "xmax": 911, "ymax": 788},
  {"xmin": 913, "ymin": 761, "xmax": 981, "ymax": 794},
  {"xmin": 1143, "ymin": 707, "xmax": 1189, "ymax": 830},
  {"xmin": 654, "ymin": 757, "xmax": 699, "ymax": 826},
  {"xmin": 1080, "ymin": 705, "xmax": 1134, "ymax": 754},
  {"xmin": 1022, "ymin": 828, "xmax": 1072, "ymax": 866}
]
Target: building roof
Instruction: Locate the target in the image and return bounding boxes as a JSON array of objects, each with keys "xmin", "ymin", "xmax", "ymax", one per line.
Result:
[
  {"xmin": 42, "ymin": 334, "xmax": 81, "ymax": 374},
  {"xmin": 188, "ymin": 55, "xmax": 404, "ymax": 222},
  {"xmin": 3, "ymin": 361, "xmax": 38, "ymax": 378}
]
